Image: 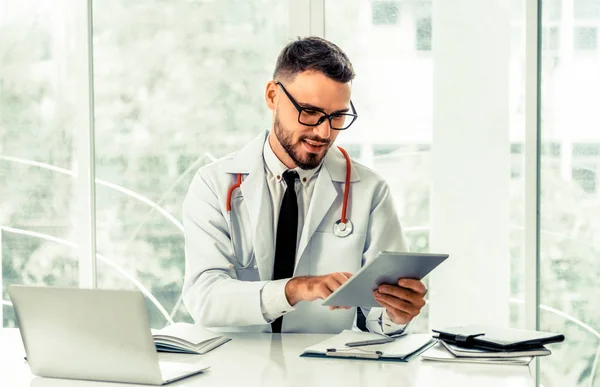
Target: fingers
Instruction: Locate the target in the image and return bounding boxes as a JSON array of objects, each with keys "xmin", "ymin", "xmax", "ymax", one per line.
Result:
[
  {"xmin": 313, "ymin": 275, "xmax": 340, "ymax": 300},
  {"xmin": 325, "ymin": 276, "xmax": 342, "ymax": 292},
  {"xmin": 375, "ymin": 298, "xmax": 413, "ymax": 324},
  {"xmin": 328, "ymin": 305, "xmax": 352, "ymax": 310},
  {"xmin": 374, "ymin": 290, "xmax": 422, "ymax": 316},
  {"xmin": 397, "ymin": 279, "xmax": 427, "ymax": 296},
  {"xmin": 327, "ymin": 272, "xmax": 353, "ymax": 293},
  {"xmin": 316, "ymin": 282, "xmax": 334, "ymax": 299},
  {"xmin": 304, "ymin": 273, "xmax": 356, "ymax": 305},
  {"xmin": 332, "ymin": 272, "xmax": 352, "ymax": 285},
  {"xmin": 327, "ymin": 273, "xmax": 353, "ymax": 311},
  {"xmin": 377, "ymin": 284, "xmax": 426, "ymax": 309}
]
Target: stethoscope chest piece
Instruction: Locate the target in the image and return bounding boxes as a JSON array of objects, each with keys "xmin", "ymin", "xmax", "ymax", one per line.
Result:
[{"xmin": 333, "ymin": 219, "xmax": 353, "ymax": 238}]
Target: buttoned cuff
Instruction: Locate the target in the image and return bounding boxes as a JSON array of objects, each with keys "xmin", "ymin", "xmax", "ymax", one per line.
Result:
[
  {"xmin": 381, "ymin": 309, "xmax": 408, "ymax": 334},
  {"xmin": 259, "ymin": 279, "xmax": 295, "ymax": 323},
  {"xmin": 365, "ymin": 307, "xmax": 408, "ymax": 336}
]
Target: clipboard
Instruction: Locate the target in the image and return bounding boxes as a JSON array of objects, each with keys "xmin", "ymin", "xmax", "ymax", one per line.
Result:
[{"xmin": 300, "ymin": 330, "xmax": 436, "ymax": 362}]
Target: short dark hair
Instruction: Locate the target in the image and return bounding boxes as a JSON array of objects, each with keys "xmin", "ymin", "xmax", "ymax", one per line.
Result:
[{"xmin": 273, "ymin": 37, "xmax": 355, "ymax": 83}]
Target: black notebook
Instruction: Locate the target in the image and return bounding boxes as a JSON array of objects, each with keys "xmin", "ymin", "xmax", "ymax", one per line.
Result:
[{"xmin": 432, "ymin": 325, "xmax": 564, "ymax": 352}]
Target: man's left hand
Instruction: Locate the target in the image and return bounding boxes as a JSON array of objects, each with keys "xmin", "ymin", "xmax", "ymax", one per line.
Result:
[{"xmin": 373, "ymin": 279, "xmax": 427, "ymax": 325}]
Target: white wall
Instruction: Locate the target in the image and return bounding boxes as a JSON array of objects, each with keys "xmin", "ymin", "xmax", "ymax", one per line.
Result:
[{"xmin": 428, "ymin": 0, "xmax": 512, "ymax": 328}]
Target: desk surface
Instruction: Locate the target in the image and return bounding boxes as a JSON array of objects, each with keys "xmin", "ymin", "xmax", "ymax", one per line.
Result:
[{"xmin": 0, "ymin": 329, "xmax": 534, "ymax": 387}]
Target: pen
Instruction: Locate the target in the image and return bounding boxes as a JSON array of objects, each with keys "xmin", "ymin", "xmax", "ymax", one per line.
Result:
[{"xmin": 345, "ymin": 337, "xmax": 395, "ymax": 347}]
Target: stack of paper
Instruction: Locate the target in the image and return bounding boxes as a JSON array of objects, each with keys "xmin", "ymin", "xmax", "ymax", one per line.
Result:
[
  {"xmin": 421, "ymin": 340, "xmax": 550, "ymax": 365},
  {"xmin": 422, "ymin": 324, "xmax": 560, "ymax": 365},
  {"xmin": 151, "ymin": 322, "xmax": 231, "ymax": 355}
]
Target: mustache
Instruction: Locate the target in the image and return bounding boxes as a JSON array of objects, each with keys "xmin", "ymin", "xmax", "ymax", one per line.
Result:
[{"xmin": 300, "ymin": 136, "xmax": 330, "ymax": 145}]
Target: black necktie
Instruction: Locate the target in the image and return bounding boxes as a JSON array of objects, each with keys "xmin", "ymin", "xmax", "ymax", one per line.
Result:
[{"xmin": 271, "ymin": 170, "xmax": 299, "ymax": 333}]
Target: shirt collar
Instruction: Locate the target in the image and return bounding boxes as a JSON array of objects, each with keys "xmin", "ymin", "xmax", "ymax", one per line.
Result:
[{"xmin": 262, "ymin": 137, "xmax": 321, "ymax": 186}]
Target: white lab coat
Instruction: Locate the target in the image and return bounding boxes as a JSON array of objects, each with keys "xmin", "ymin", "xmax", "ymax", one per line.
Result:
[{"xmin": 182, "ymin": 131, "xmax": 409, "ymax": 333}]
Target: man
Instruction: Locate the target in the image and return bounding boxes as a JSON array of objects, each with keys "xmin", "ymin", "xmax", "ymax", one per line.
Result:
[{"xmin": 182, "ymin": 37, "xmax": 427, "ymax": 334}]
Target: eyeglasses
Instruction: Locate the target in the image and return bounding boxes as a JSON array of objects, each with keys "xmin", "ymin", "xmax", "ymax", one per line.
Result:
[{"xmin": 275, "ymin": 82, "xmax": 358, "ymax": 130}]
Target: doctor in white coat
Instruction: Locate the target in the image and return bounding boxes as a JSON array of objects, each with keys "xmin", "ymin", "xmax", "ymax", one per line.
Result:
[{"xmin": 182, "ymin": 37, "xmax": 427, "ymax": 334}]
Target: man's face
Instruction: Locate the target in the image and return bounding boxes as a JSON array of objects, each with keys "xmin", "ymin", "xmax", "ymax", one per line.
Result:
[{"xmin": 267, "ymin": 71, "xmax": 352, "ymax": 169}]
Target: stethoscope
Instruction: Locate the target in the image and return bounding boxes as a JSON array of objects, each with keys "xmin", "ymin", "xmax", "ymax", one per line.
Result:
[{"xmin": 225, "ymin": 146, "xmax": 353, "ymax": 270}]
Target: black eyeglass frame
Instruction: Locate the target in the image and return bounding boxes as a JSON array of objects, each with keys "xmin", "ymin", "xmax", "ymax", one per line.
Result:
[{"xmin": 275, "ymin": 81, "xmax": 358, "ymax": 130}]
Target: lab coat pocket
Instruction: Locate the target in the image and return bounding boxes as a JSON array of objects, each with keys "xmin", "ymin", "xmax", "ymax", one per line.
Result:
[{"xmin": 309, "ymin": 231, "xmax": 365, "ymax": 276}]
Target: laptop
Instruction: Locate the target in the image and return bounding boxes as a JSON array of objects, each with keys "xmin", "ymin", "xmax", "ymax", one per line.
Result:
[{"xmin": 8, "ymin": 285, "xmax": 210, "ymax": 385}]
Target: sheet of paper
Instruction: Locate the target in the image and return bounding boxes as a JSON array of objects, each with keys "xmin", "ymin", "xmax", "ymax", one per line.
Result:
[{"xmin": 421, "ymin": 343, "xmax": 533, "ymax": 365}]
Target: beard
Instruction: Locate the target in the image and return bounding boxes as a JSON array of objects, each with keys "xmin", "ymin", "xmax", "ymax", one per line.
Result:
[{"xmin": 273, "ymin": 115, "xmax": 331, "ymax": 170}]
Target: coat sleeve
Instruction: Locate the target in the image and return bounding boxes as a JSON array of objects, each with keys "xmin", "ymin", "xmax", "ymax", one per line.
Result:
[
  {"xmin": 182, "ymin": 171, "xmax": 269, "ymax": 328},
  {"xmin": 359, "ymin": 179, "xmax": 411, "ymax": 334}
]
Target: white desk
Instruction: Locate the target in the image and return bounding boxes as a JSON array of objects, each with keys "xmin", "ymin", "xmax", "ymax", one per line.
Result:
[{"xmin": 0, "ymin": 329, "xmax": 534, "ymax": 387}]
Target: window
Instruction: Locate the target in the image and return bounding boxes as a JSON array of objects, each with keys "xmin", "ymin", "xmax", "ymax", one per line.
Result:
[
  {"xmin": 92, "ymin": 0, "xmax": 289, "ymax": 327},
  {"xmin": 326, "ymin": 0, "xmax": 526, "ymax": 340},
  {"xmin": 572, "ymin": 165, "xmax": 597, "ymax": 193},
  {"xmin": 574, "ymin": 26, "xmax": 598, "ymax": 50},
  {"xmin": 541, "ymin": 0, "xmax": 600, "ymax": 384},
  {"xmin": 1, "ymin": 0, "xmax": 289, "ymax": 329},
  {"xmin": 371, "ymin": 1, "xmax": 400, "ymax": 25},
  {"xmin": 544, "ymin": 142, "xmax": 562, "ymax": 157},
  {"xmin": 574, "ymin": 0, "xmax": 600, "ymax": 20},
  {"xmin": 542, "ymin": 26, "xmax": 560, "ymax": 51},
  {"xmin": 544, "ymin": 0, "xmax": 563, "ymax": 21},
  {"xmin": 573, "ymin": 143, "xmax": 600, "ymax": 156},
  {"xmin": 0, "ymin": 0, "xmax": 80, "ymax": 327},
  {"xmin": 416, "ymin": 17, "xmax": 432, "ymax": 51}
]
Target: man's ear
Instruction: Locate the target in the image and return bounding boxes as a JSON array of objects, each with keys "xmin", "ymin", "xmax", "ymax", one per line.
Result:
[{"xmin": 265, "ymin": 81, "xmax": 278, "ymax": 111}]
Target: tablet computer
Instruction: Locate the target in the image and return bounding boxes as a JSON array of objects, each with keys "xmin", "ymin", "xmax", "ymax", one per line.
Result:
[{"xmin": 322, "ymin": 251, "xmax": 449, "ymax": 308}]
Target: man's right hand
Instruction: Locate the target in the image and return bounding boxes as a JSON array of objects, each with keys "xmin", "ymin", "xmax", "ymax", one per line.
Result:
[{"xmin": 284, "ymin": 272, "xmax": 353, "ymax": 310}]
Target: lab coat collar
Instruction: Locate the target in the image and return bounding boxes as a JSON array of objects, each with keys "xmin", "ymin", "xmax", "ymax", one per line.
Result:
[
  {"xmin": 223, "ymin": 131, "xmax": 268, "ymax": 174},
  {"xmin": 323, "ymin": 145, "xmax": 361, "ymax": 183}
]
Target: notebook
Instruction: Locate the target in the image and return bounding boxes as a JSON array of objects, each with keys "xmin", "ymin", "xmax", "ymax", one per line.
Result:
[
  {"xmin": 151, "ymin": 322, "xmax": 231, "ymax": 354},
  {"xmin": 432, "ymin": 324, "xmax": 564, "ymax": 351},
  {"xmin": 421, "ymin": 343, "xmax": 534, "ymax": 365},
  {"xmin": 301, "ymin": 330, "xmax": 435, "ymax": 362}
]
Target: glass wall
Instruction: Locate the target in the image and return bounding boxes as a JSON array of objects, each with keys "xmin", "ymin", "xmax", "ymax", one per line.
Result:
[
  {"xmin": 0, "ymin": 0, "xmax": 80, "ymax": 326},
  {"xmin": 326, "ymin": 0, "xmax": 526, "ymax": 335},
  {"xmin": 540, "ymin": 0, "xmax": 600, "ymax": 386},
  {"xmin": 0, "ymin": 0, "xmax": 289, "ymax": 328},
  {"xmin": 91, "ymin": 0, "xmax": 289, "ymax": 327}
]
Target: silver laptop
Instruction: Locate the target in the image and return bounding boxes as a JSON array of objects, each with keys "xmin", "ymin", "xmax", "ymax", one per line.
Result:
[{"xmin": 8, "ymin": 285, "xmax": 210, "ymax": 385}]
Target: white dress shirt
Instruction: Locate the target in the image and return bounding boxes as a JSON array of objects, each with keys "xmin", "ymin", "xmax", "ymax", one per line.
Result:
[{"xmin": 259, "ymin": 139, "xmax": 407, "ymax": 334}]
